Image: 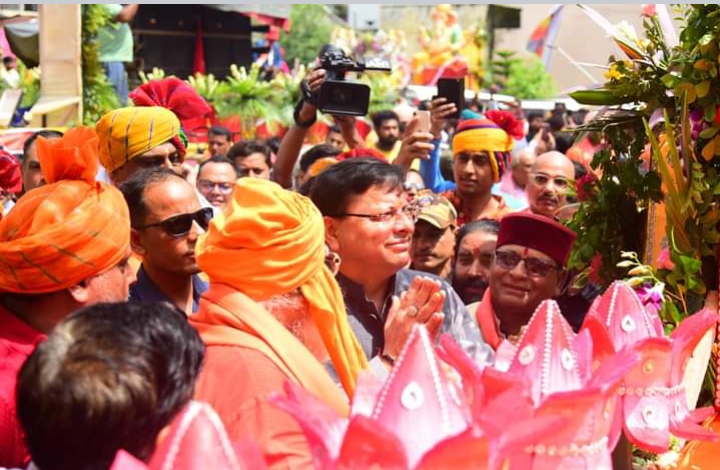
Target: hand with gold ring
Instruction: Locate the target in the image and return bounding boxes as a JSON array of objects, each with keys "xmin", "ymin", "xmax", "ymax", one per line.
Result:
[{"xmin": 382, "ymin": 277, "xmax": 447, "ymax": 360}]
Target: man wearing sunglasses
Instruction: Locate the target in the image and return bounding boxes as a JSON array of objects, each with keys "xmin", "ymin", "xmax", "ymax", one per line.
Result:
[
  {"xmin": 475, "ymin": 213, "xmax": 576, "ymax": 351},
  {"xmin": 525, "ymin": 151, "xmax": 576, "ymax": 219},
  {"xmin": 196, "ymin": 156, "xmax": 238, "ymax": 212},
  {"xmin": 120, "ymin": 167, "xmax": 211, "ymax": 315}
]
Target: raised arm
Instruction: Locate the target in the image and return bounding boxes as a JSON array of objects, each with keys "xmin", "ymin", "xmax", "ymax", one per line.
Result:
[
  {"xmin": 420, "ymin": 98, "xmax": 457, "ymax": 192},
  {"xmin": 333, "ymin": 115, "xmax": 365, "ymax": 150},
  {"xmin": 115, "ymin": 4, "xmax": 139, "ymax": 23},
  {"xmin": 272, "ymin": 69, "xmax": 325, "ymax": 189}
]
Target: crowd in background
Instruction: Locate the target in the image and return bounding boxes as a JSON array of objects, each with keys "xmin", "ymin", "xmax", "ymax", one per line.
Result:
[{"xmin": 0, "ymin": 45, "xmax": 610, "ymax": 470}]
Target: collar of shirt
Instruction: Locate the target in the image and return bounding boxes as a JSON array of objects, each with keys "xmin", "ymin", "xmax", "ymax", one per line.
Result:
[
  {"xmin": 129, "ymin": 265, "xmax": 208, "ymax": 313},
  {"xmin": 0, "ymin": 302, "xmax": 46, "ymax": 347}
]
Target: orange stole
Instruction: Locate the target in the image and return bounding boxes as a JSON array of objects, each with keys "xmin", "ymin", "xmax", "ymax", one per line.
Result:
[
  {"xmin": 190, "ymin": 283, "xmax": 349, "ymax": 416},
  {"xmin": 475, "ymin": 290, "xmax": 503, "ymax": 351}
]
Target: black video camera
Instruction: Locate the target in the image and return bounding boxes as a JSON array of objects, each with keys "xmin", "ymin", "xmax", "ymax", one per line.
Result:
[{"xmin": 317, "ymin": 46, "xmax": 391, "ymax": 117}]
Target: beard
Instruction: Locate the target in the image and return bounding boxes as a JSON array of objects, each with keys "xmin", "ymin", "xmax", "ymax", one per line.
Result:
[
  {"xmin": 452, "ymin": 276, "xmax": 489, "ymax": 305},
  {"xmin": 259, "ymin": 292, "xmax": 328, "ymax": 362},
  {"xmin": 377, "ymin": 134, "xmax": 398, "ymax": 150}
]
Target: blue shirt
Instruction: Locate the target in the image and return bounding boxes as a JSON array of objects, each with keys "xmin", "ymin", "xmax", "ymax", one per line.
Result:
[{"xmin": 129, "ymin": 265, "xmax": 208, "ymax": 313}]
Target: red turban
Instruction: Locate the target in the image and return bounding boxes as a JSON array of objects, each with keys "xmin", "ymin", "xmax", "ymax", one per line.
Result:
[
  {"xmin": 0, "ymin": 150, "xmax": 21, "ymax": 194},
  {"xmin": 129, "ymin": 77, "xmax": 212, "ymax": 121}
]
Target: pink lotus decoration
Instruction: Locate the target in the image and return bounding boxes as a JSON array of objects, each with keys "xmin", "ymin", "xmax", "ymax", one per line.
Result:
[
  {"xmin": 109, "ymin": 401, "xmax": 266, "ymax": 470},
  {"xmin": 488, "ymin": 300, "xmax": 639, "ymax": 470},
  {"xmin": 581, "ymin": 280, "xmax": 718, "ymax": 452},
  {"xmin": 272, "ymin": 326, "xmax": 564, "ymax": 470}
]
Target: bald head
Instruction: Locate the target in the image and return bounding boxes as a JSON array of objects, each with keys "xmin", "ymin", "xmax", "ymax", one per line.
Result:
[
  {"xmin": 526, "ymin": 151, "xmax": 575, "ymax": 218},
  {"xmin": 510, "ymin": 149, "xmax": 535, "ymax": 188}
]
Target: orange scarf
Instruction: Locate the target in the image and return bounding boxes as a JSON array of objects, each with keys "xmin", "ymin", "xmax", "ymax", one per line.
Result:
[
  {"xmin": 195, "ymin": 178, "xmax": 367, "ymax": 396},
  {"xmin": 190, "ymin": 283, "xmax": 349, "ymax": 416},
  {"xmin": 476, "ymin": 290, "xmax": 503, "ymax": 351}
]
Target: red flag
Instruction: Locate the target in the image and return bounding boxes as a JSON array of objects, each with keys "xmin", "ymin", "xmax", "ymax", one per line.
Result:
[{"xmin": 193, "ymin": 18, "xmax": 206, "ymax": 75}]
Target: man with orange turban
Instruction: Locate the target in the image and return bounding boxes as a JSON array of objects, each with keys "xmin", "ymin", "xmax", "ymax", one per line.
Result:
[
  {"xmin": 190, "ymin": 177, "xmax": 367, "ymax": 469},
  {"xmin": 96, "ymin": 77, "xmax": 211, "ymax": 185},
  {"xmin": 420, "ymin": 102, "xmax": 524, "ymax": 227},
  {"xmin": 0, "ymin": 127, "xmax": 135, "ymax": 468}
]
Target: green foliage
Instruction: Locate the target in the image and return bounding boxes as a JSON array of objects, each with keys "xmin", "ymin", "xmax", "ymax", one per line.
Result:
[
  {"xmin": 280, "ymin": 5, "xmax": 335, "ymax": 66},
  {"xmin": 570, "ymin": 5, "xmax": 720, "ymax": 327},
  {"xmin": 504, "ymin": 55, "xmax": 557, "ymax": 99},
  {"xmin": 488, "ymin": 50, "xmax": 556, "ymax": 99},
  {"xmin": 489, "ymin": 50, "xmax": 516, "ymax": 89},
  {"xmin": 17, "ymin": 60, "xmax": 40, "ymax": 109},
  {"xmin": 360, "ymin": 72, "xmax": 401, "ymax": 116},
  {"xmin": 81, "ymin": 4, "xmax": 120, "ymax": 125},
  {"xmin": 567, "ymin": 117, "xmax": 663, "ymax": 286}
]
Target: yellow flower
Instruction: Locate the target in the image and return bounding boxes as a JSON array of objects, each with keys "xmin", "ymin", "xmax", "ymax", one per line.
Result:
[{"xmin": 605, "ymin": 63, "xmax": 623, "ymax": 81}]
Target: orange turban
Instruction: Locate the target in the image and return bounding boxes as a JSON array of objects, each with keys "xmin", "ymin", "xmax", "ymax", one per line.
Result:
[
  {"xmin": 95, "ymin": 106, "xmax": 182, "ymax": 174},
  {"xmin": 452, "ymin": 110, "xmax": 522, "ymax": 182},
  {"xmin": 0, "ymin": 127, "xmax": 130, "ymax": 294},
  {"xmin": 196, "ymin": 178, "xmax": 368, "ymax": 394}
]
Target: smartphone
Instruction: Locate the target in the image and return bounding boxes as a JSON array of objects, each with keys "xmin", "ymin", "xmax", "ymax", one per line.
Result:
[
  {"xmin": 415, "ymin": 110, "xmax": 431, "ymax": 134},
  {"xmin": 437, "ymin": 78, "xmax": 465, "ymax": 119}
]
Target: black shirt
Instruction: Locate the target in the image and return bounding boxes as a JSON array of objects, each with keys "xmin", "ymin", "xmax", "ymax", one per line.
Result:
[{"xmin": 336, "ymin": 268, "xmax": 492, "ymax": 363}]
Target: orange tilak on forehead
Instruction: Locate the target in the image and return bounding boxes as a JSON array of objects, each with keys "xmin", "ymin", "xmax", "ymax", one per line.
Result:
[{"xmin": 523, "ymin": 247, "xmax": 530, "ymax": 256}]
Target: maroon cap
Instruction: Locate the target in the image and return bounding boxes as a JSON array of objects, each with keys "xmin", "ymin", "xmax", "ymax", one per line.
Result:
[{"xmin": 497, "ymin": 213, "xmax": 577, "ymax": 266}]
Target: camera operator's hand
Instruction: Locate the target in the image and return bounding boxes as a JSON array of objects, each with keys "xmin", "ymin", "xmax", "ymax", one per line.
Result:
[
  {"xmin": 333, "ymin": 115, "xmax": 366, "ymax": 149},
  {"xmin": 429, "ymin": 97, "xmax": 456, "ymax": 140},
  {"xmin": 297, "ymin": 69, "xmax": 327, "ymax": 123},
  {"xmin": 306, "ymin": 68, "xmax": 326, "ymax": 94}
]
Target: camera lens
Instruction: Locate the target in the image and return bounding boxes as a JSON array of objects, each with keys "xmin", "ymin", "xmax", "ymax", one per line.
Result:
[{"xmin": 332, "ymin": 88, "xmax": 351, "ymax": 104}]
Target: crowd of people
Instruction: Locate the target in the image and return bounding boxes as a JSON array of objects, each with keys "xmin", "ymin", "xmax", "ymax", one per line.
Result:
[{"xmin": 0, "ymin": 52, "xmax": 623, "ymax": 470}]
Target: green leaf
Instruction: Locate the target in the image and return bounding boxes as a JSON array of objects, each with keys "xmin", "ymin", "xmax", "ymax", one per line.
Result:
[
  {"xmin": 569, "ymin": 88, "xmax": 628, "ymax": 106},
  {"xmin": 697, "ymin": 80, "xmax": 711, "ymax": 98},
  {"xmin": 679, "ymin": 255, "xmax": 702, "ymax": 274},
  {"xmin": 661, "ymin": 73, "xmax": 680, "ymax": 88},
  {"xmin": 699, "ymin": 33, "xmax": 714, "ymax": 46},
  {"xmin": 705, "ymin": 103, "xmax": 718, "ymax": 122},
  {"xmin": 700, "ymin": 126, "xmax": 720, "ymax": 139}
]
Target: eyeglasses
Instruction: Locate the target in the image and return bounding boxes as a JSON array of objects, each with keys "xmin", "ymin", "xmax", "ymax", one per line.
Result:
[
  {"xmin": 530, "ymin": 173, "xmax": 570, "ymax": 190},
  {"xmin": 494, "ymin": 250, "xmax": 560, "ymax": 278},
  {"xmin": 329, "ymin": 204, "xmax": 420, "ymax": 224},
  {"xmin": 198, "ymin": 179, "xmax": 234, "ymax": 194},
  {"xmin": 136, "ymin": 207, "xmax": 214, "ymax": 237},
  {"xmin": 330, "ymin": 196, "xmax": 436, "ymax": 224}
]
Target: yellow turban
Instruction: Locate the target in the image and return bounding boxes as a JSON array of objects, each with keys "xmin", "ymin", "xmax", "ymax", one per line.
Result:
[
  {"xmin": 196, "ymin": 178, "xmax": 368, "ymax": 394},
  {"xmin": 95, "ymin": 106, "xmax": 182, "ymax": 174},
  {"xmin": 0, "ymin": 127, "xmax": 130, "ymax": 293},
  {"xmin": 452, "ymin": 117, "xmax": 515, "ymax": 182}
]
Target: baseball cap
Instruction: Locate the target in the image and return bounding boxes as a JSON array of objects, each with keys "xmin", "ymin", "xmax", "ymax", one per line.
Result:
[{"xmin": 416, "ymin": 195, "xmax": 457, "ymax": 230}]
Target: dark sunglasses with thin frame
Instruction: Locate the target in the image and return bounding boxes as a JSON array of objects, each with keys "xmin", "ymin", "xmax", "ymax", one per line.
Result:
[
  {"xmin": 136, "ymin": 207, "xmax": 214, "ymax": 237},
  {"xmin": 494, "ymin": 250, "xmax": 561, "ymax": 278}
]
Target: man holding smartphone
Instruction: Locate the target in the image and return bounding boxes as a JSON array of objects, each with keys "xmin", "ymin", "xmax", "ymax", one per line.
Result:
[{"xmin": 418, "ymin": 99, "xmax": 522, "ymax": 227}]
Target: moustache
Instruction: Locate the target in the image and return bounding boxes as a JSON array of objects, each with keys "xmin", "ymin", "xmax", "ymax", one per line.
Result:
[
  {"xmin": 539, "ymin": 194, "xmax": 559, "ymax": 204},
  {"xmin": 454, "ymin": 276, "xmax": 488, "ymax": 292}
]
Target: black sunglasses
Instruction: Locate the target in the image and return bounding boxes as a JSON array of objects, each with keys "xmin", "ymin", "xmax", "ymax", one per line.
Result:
[{"xmin": 136, "ymin": 207, "xmax": 214, "ymax": 237}]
